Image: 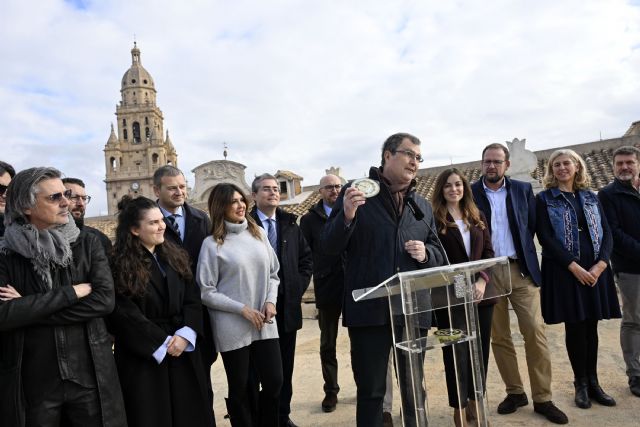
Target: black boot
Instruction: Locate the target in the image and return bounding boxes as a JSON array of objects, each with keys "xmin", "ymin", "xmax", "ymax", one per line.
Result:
[
  {"xmin": 574, "ymin": 378, "xmax": 591, "ymax": 409},
  {"xmin": 225, "ymin": 397, "xmax": 253, "ymax": 427},
  {"xmin": 587, "ymin": 376, "xmax": 616, "ymax": 406}
]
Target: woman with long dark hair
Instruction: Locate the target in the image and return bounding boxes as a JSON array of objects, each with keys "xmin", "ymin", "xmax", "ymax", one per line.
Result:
[
  {"xmin": 536, "ymin": 149, "xmax": 621, "ymax": 409},
  {"xmin": 197, "ymin": 183, "xmax": 282, "ymax": 427},
  {"xmin": 108, "ymin": 196, "xmax": 214, "ymax": 427},
  {"xmin": 431, "ymin": 168, "xmax": 495, "ymax": 427}
]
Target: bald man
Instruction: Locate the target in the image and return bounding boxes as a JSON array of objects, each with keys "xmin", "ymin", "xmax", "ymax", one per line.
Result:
[{"xmin": 300, "ymin": 174, "xmax": 345, "ymax": 413}]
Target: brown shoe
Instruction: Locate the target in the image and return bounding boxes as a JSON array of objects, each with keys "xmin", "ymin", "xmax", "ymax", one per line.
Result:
[
  {"xmin": 453, "ymin": 408, "xmax": 468, "ymax": 427},
  {"xmin": 383, "ymin": 411, "xmax": 394, "ymax": 427},
  {"xmin": 321, "ymin": 393, "xmax": 337, "ymax": 412}
]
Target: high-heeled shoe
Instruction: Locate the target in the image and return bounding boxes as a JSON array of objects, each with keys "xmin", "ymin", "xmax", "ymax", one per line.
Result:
[
  {"xmin": 574, "ymin": 378, "xmax": 591, "ymax": 409},
  {"xmin": 453, "ymin": 408, "xmax": 468, "ymax": 427},
  {"xmin": 588, "ymin": 375, "xmax": 616, "ymax": 406}
]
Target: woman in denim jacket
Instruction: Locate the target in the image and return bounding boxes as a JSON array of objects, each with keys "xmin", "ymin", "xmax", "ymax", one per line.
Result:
[{"xmin": 536, "ymin": 149, "xmax": 621, "ymax": 410}]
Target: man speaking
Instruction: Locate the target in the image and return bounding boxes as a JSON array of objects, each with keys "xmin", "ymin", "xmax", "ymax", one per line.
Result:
[{"xmin": 323, "ymin": 132, "xmax": 445, "ymax": 426}]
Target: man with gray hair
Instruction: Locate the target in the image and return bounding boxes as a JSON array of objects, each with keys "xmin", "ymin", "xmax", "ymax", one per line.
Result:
[
  {"xmin": 598, "ymin": 145, "xmax": 640, "ymax": 398},
  {"xmin": 250, "ymin": 173, "xmax": 313, "ymax": 427},
  {"xmin": 0, "ymin": 167, "xmax": 125, "ymax": 426}
]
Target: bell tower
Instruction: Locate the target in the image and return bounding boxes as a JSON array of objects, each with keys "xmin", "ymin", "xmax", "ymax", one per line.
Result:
[{"xmin": 104, "ymin": 43, "xmax": 178, "ymax": 214}]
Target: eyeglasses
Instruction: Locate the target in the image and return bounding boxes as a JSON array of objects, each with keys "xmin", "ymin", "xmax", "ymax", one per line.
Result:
[
  {"xmin": 69, "ymin": 195, "xmax": 92, "ymax": 204},
  {"xmin": 322, "ymin": 184, "xmax": 342, "ymax": 191},
  {"xmin": 43, "ymin": 189, "xmax": 73, "ymax": 203},
  {"xmin": 482, "ymin": 160, "xmax": 505, "ymax": 166},
  {"xmin": 393, "ymin": 149, "xmax": 424, "ymax": 163},
  {"xmin": 0, "ymin": 184, "xmax": 7, "ymax": 197}
]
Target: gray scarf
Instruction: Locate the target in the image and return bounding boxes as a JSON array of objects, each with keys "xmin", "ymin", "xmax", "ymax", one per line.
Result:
[{"xmin": 0, "ymin": 213, "xmax": 80, "ymax": 289}]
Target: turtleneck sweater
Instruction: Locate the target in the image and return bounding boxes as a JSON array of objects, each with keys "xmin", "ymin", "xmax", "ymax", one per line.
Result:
[{"xmin": 196, "ymin": 219, "xmax": 280, "ymax": 352}]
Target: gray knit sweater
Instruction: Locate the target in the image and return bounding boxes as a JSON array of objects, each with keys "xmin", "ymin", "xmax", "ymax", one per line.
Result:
[{"xmin": 196, "ymin": 220, "xmax": 280, "ymax": 352}]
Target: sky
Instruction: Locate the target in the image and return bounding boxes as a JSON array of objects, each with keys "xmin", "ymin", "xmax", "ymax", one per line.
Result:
[{"xmin": 1, "ymin": 0, "xmax": 640, "ymax": 216}]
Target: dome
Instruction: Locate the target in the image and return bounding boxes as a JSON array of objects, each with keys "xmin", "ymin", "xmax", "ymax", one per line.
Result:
[{"xmin": 121, "ymin": 42, "xmax": 155, "ymax": 91}]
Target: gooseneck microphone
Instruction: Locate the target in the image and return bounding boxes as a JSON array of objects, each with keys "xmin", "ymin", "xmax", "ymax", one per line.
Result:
[{"xmin": 405, "ymin": 195, "xmax": 451, "ymax": 266}]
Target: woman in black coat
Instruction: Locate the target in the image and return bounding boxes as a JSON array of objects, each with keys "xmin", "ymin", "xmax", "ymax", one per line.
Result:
[
  {"xmin": 536, "ymin": 149, "xmax": 621, "ymax": 409},
  {"xmin": 431, "ymin": 168, "xmax": 496, "ymax": 427},
  {"xmin": 108, "ymin": 196, "xmax": 214, "ymax": 427}
]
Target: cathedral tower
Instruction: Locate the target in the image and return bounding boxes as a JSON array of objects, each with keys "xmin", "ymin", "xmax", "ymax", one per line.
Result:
[{"xmin": 104, "ymin": 43, "xmax": 178, "ymax": 214}]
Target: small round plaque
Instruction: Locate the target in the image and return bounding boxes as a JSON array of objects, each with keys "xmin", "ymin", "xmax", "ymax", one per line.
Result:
[
  {"xmin": 352, "ymin": 178, "xmax": 380, "ymax": 198},
  {"xmin": 434, "ymin": 328, "xmax": 463, "ymax": 343}
]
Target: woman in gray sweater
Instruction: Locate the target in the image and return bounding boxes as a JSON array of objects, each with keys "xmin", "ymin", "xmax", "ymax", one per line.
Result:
[{"xmin": 197, "ymin": 183, "xmax": 282, "ymax": 427}]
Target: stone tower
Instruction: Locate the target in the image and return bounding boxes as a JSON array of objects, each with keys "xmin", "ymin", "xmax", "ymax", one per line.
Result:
[{"xmin": 104, "ymin": 43, "xmax": 178, "ymax": 214}]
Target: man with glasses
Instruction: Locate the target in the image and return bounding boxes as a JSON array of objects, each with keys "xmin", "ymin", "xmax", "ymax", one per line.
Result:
[
  {"xmin": 0, "ymin": 160, "xmax": 16, "ymax": 238},
  {"xmin": 62, "ymin": 177, "xmax": 112, "ymax": 254},
  {"xmin": 0, "ymin": 167, "xmax": 125, "ymax": 427},
  {"xmin": 300, "ymin": 174, "xmax": 345, "ymax": 413},
  {"xmin": 322, "ymin": 133, "xmax": 445, "ymax": 427},
  {"xmin": 471, "ymin": 143, "xmax": 568, "ymax": 424},
  {"xmin": 250, "ymin": 173, "xmax": 313, "ymax": 427}
]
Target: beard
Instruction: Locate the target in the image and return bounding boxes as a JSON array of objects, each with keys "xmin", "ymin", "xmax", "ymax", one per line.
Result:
[{"xmin": 484, "ymin": 172, "xmax": 504, "ymax": 184}]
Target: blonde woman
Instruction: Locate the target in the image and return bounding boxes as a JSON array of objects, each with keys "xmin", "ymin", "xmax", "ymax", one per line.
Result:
[{"xmin": 536, "ymin": 149, "xmax": 621, "ymax": 409}]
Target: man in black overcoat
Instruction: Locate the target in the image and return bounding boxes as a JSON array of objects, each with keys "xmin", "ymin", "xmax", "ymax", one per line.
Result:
[
  {"xmin": 153, "ymin": 165, "xmax": 215, "ymax": 425},
  {"xmin": 250, "ymin": 173, "xmax": 313, "ymax": 427},
  {"xmin": 300, "ymin": 174, "xmax": 345, "ymax": 413}
]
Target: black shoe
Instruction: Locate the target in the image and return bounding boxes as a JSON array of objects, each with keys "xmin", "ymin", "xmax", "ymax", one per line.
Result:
[
  {"xmin": 574, "ymin": 378, "xmax": 591, "ymax": 409},
  {"xmin": 280, "ymin": 418, "xmax": 299, "ymax": 427},
  {"xmin": 588, "ymin": 376, "xmax": 616, "ymax": 406},
  {"xmin": 497, "ymin": 393, "xmax": 528, "ymax": 414},
  {"xmin": 321, "ymin": 393, "xmax": 337, "ymax": 412},
  {"xmin": 382, "ymin": 411, "xmax": 394, "ymax": 427},
  {"xmin": 629, "ymin": 376, "xmax": 640, "ymax": 398},
  {"xmin": 533, "ymin": 401, "xmax": 569, "ymax": 424}
]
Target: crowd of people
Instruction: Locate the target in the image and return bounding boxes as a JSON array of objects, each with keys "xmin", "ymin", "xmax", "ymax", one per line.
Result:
[{"xmin": 0, "ymin": 134, "xmax": 638, "ymax": 427}]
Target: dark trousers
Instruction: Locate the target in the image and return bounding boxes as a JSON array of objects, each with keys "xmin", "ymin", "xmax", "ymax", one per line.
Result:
[
  {"xmin": 201, "ymin": 308, "xmax": 217, "ymax": 427},
  {"xmin": 277, "ymin": 320, "xmax": 298, "ymax": 419},
  {"xmin": 349, "ymin": 324, "xmax": 427, "ymax": 427},
  {"xmin": 437, "ymin": 304, "xmax": 494, "ymax": 408},
  {"xmin": 25, "ymin": 380, "xmax": 101, "ymax": 427},
  {"xmin": 221, "ymin": 339, "xmax": 283, "ymax": 427},
  {"xmin": 565, "ymin": 319, "xmax": 599, "ymax": 379},
  {"xmin": 318, "ymin": 304, "xmax": 341, "ymax": 395}
]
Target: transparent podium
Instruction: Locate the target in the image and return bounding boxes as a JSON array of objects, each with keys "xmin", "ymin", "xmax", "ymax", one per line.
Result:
[{"xmin": 353, "ymin": 256, "xmax": 512, "ymax": 427}]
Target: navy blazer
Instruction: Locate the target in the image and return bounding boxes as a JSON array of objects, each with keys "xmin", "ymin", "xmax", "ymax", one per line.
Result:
[{"xmin": 471, "ymin": 176, "xmax": 541, "ymax": 286}]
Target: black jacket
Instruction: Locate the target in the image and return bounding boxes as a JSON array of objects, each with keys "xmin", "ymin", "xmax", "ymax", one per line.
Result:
[
  {"xmin": 250, "ymin": 206, "xmax": 313, "ymax": 333},
  {"xmin": 471, "ymin": 176, "xmax": 542, "ymax": 286},
  {"xmin": 598, "ymin": 178, "xmax": 640, "ymax": 274},
  {"xmin": 0, "ymin": 232, "xmax": 126, "ymax": 427},
  {"xmin": 84, "ymin": 224, "xmax": 113, "ymax": 255},
  {"xmin": 300, "ymin": 200, "xmax": 344, "ymax": 308},
  {"xmin": 322, "ymin": 167, "xmax": 445, "ymax": 328},
  {"xmin": 160, "ymin": 201, "xmax": 217, "ymax": 363}
]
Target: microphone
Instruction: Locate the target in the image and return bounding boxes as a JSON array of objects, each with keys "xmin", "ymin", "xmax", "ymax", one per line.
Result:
[{"xmin": 405, "ymin": 195, "xmax": 467, "ymax": 297}]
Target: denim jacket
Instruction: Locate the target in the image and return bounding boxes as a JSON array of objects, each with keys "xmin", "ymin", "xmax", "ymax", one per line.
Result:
[{"xmin": 538, "ymin": 188, "xmax": 603, "ymax": 259}]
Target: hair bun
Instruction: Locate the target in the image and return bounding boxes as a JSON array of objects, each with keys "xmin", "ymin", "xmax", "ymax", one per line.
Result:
[{"xmin": 117, "ymin": 195, "xmax": 134, "ymax": 211}]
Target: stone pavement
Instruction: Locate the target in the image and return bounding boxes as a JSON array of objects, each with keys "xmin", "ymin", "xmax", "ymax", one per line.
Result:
[{"xmin": 211, "ymin": 312, "xmax": 638, "ymax": 426}]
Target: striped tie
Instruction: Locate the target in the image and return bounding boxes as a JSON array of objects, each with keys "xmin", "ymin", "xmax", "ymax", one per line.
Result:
[
  {"xmin": 168, "ymin": 215, "xmax": 181, "ymax": 240},
  {"xmin": 267, "ymin": 219, "xmax": 277, "ymax": 252}
]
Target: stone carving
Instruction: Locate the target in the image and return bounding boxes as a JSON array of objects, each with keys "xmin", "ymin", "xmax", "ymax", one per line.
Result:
[
  {"xmin": 506, "ymin": 138, "xmax": 541, "ymax": 189},
  {"xmin": 191, "ymin": 160, "xmax": 251, "ymax": 204}
]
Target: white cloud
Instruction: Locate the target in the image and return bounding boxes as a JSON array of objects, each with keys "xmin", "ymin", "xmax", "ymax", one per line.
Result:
[{"xmin": 1, "ymin": 0, "xmax": 639, "ymax": 215}]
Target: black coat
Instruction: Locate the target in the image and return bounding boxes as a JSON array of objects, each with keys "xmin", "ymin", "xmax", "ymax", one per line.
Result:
[
  {"xmin": 322, "ymin": 167, "xmax": 446, "ymax": 328},
  {"xmin": 300, "ymin": 200, "xmax": 344, "ymax": 309},
  {"xmin": 598, "ymin": 178, "xmax": 640, "ymax": 274},
  {"xmin": 250, "ymin": 206, "xmax": 313, "ymax": 332},
  {"xmin": 0, "ymin": 232, "xmax": 126, "ymax": 427},
  {"xmin": 108, "ymin": 251, "xmax": 213, "ymax": 427},
  {"xmin": 471, "ymin": 177, "xmax": 542, "ymax": 286},
  {"xmin": 160, "ymin": 202, "xmax": 217, "ymax": 363},
  {"xmin": 83, "ymin": 224, "xmax": 113, "ymax": 256}
]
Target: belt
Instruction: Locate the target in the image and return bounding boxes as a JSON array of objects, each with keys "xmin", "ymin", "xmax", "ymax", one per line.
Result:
[{"xmin": 508, "ymin": 257, "xmax": 518, "ymax": 264}]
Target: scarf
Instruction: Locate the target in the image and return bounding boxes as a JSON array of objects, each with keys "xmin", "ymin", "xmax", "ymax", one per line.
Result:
[{"xmin": 0, "ymin": 213, "xmax": 80, "ymax": 289}]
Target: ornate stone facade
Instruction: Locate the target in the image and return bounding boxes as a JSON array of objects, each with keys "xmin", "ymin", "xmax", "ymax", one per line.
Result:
[
  {"xmin": 190, "ymin": 160, "xmax": 251, "ymax": 207},
  {"xmin": 103, "ymin": 43, "xmax": 178, "ymax": 214}
]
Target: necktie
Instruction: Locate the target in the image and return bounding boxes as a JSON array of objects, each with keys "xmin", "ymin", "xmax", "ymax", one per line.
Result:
[
  {"xmin": 168, "ymin": 215, "xmax": 181, "ymax": 240},
  {"xmin": 267, "ymin": 219, "xmax": 277, "ymax": 252}
]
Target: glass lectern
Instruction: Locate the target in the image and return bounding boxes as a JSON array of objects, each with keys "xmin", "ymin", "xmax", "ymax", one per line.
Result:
[{"xmin": 352, "ymin": 256, "xmax": 512, "ymax": 427}]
